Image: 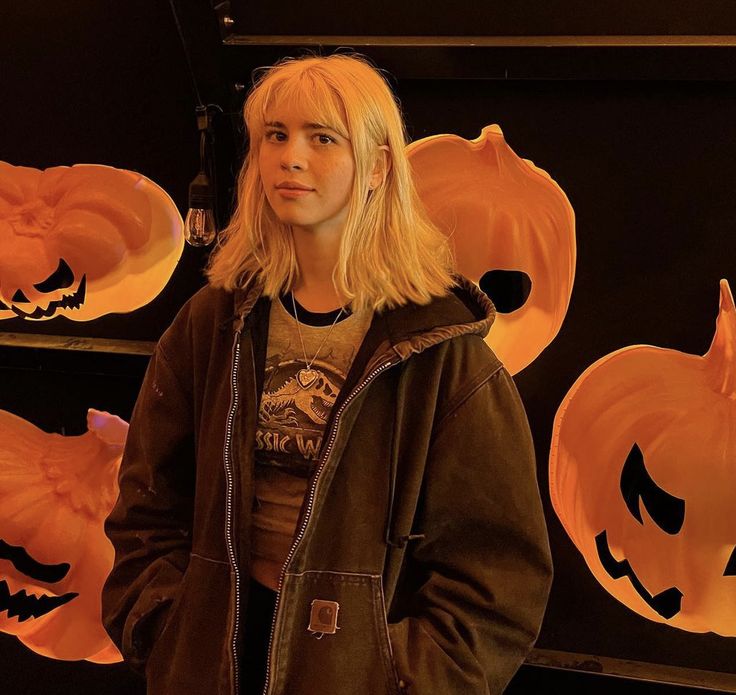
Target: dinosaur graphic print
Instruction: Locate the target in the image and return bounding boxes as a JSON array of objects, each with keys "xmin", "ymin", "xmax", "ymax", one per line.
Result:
[
  {"xmin": 255, "ymin": 353, "xmax": 346, "ymax": 478},
  {"xmin": 253, "ymin": 296, "xmax": 372, "ymax": 482}
]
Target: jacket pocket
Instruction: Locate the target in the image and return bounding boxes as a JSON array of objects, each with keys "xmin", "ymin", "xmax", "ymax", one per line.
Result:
[
  {"xmin": 271, "ymin": 571, "xmax": 401, "ymax": 695},
  {"xmin": 145, "ymin": 553, "xmax": 233, "ymax": 694}
]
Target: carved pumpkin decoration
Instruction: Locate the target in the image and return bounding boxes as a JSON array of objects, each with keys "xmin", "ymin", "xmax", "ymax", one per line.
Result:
[
  {"xmin": 550, "ymin": 280, "xmax": 736, "ymax": 635},
  {"xmin": 0, "ymin": 408, "xmax": 128, "ymax": 661},
  {"xmin": 0, "ymin": 162, "xmax": 184, "ymax": 321},
  {"xmin": 407, "ymin": 125, "xmax": 576, "ymax": 374}
]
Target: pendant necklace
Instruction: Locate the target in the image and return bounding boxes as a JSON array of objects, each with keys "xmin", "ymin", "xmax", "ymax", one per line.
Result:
[{"xmin": 291, "ymin": 291, "xmax": 345, "ymax": 389}]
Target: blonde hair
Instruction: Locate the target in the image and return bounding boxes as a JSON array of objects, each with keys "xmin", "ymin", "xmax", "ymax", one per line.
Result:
[{"xmin": 206, "ymin": 52, "xmax": 457, "ymax": 313}]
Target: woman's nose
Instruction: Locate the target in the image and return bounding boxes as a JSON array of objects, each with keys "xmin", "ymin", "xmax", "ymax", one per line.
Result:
[{"xmin": 280, "ymin": 140, "xmax": 307, "ymax": 170}]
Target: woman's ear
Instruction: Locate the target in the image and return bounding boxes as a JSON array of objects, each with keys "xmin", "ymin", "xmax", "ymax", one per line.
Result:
[{"xmin": 368, "ymin": 145, "xmax": 391, "ymax": 191}]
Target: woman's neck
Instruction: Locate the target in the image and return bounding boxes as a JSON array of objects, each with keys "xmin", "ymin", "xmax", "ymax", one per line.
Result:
[
  {"xmin": 291, "ymin": 281, "xmax": 347, "ymax": 313},
  {"xmin": 291, "ymin": 226, "xmax": 348, "ymax": 312}
]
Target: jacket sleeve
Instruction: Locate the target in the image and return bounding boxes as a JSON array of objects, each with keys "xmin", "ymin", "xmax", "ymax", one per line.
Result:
[
  {"xmin": 388, "ymin": 365, "xmax": 553, "ymax": 695},
  {"xmin": 102, "ymin": 339, "xmax": 196, "ymax": 675}
]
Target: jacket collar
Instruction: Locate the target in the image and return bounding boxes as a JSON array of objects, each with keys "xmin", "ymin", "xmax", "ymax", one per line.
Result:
[
  {"xmin": 381, "ymin": 275, "xmax": 495, "ymax": 360},
  {"xmin": 232, "ymin": 273, "xmax": 496, "ymax": 373}
]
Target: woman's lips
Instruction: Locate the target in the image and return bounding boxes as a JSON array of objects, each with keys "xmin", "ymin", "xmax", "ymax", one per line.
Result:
[{"xmin": 277, "ymin": 188, "xmax": 313, "ymax": 198}]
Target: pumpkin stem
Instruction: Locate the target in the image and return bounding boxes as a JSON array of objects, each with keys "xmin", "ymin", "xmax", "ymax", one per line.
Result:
[
  {"xmin": 42, "ymin": 412, "xmax": 127, "ymax": 519},
  {"xmin": 704, "ymin": 279, "xmax": 736, "ymax": 399}
]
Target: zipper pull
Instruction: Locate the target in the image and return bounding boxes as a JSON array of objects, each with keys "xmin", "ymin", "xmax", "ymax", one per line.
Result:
[{"xmin": 386, "ymin": 533, "xmax": 426, "ymax": 549}]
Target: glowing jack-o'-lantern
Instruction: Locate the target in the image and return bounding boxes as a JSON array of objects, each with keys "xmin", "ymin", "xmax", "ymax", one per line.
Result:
[
  {"xmin": 0, "ymin": 408, "xmax": 128, "ymax": 661},
  {"xmin": 0, "ymin": 162, "xmax": 184, "ymax": 321},
  {"xmin": 407, "ymin": 125, "xmax": 576, "ymax": 374},
  {"xmin": 550, "ymin": 280, "xmax": 736, "ymax": 635}
]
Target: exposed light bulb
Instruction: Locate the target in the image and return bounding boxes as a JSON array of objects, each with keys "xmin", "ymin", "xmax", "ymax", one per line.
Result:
[
  {"xmin": 185, "ymin": 170, "xmax": 216, "ymax": 246},
  {"xmin": 184, "ymin": 207, "xmax": 216, "ymax": 247}
]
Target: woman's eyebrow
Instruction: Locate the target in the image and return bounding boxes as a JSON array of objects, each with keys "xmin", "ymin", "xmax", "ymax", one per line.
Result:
[
  {"xmin": 264, "ymin": 120, "xmax": 337, "ymax": 133},
  {"xmin": 305, "ymin": 122, "xmax": 333, "ymax": 131}
]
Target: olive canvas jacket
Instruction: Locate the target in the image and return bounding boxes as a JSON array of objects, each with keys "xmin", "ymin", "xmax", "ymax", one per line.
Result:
[{"xmin": 102, "ymin": 273, "xmax": 553, "ymax": 695}]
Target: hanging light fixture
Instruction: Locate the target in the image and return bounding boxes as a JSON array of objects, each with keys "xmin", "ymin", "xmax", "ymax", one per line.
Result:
[
  {"xmin": 167, "ymin": 0, "xmax": 221, "ymax": 247},
  {"xmin": 184, "ymin": 104, "xmax": 217, "ymax": 247}
]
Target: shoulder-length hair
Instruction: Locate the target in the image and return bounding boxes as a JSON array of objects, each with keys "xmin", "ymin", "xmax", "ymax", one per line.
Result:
[{"xmin": 206, "ymin": 52, "xmax": 457, "ymax": 313}]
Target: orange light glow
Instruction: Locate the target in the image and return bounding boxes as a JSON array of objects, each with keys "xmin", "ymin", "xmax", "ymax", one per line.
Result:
[
  {"xmin": 550, "ymin": 280, "xmax": 736, "ymax": 635},
  {"xmin": 407, "ymin": 125, "xmax": 576, "ymax": 374},
  {"xmin": 0, "ymin": 162, "xmax": 183, "ymax": 321},
  {"xmin": 0, "ymin": 409, "xmax": 127, "ymax": 661}
]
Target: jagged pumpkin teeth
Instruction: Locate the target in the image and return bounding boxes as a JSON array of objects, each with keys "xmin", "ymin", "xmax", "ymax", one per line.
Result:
[
  {"xmin": 0, "ymin": 408, "xmax": 128, "ymax": 661},
  {"xmin": 407, "ymin": 125, "xmax": 576, "ymax": 374},
  {"xmin": 550, "ymin": 280, "xmax": 736, "ymax": 635},
  {"xmin": 0, "ymin": 162, "xmax": 184, "ymax": 321}
]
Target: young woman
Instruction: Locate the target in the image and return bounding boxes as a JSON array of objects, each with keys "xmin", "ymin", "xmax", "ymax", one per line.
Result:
[{"xmin": 102, "ymin": 53, "xmax": 552, "ymax": 695}]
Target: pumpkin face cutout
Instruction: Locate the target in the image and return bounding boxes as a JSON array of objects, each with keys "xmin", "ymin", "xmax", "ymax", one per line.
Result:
[
  {"xmin": 0, "ymin": 162, "xmax": 184, "ymax": 321},
  {"xmin": 0, "ymin": 409, "xmax": 127, "ymax": 661},
  {"xmin": 407, "ymin": 125, "xmax": 576, "ymax": 374},
  {"xmin": 550, "ymin": 280, "xmax": 736, "ymax": 635}
]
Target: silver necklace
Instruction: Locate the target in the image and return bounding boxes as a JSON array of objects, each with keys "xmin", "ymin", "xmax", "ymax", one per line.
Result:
[{"xmin": 291, "ymin": 291, "xmax": 345, "ymax": 389}]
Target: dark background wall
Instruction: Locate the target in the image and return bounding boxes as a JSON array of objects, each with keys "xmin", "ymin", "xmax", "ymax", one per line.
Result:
[{"xmin": 2, "ymin": 1, "xmax": 735, "ymax": 692}]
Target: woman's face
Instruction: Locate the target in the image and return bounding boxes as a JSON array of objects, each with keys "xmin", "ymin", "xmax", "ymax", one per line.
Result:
[{"xmin": 258, "ymin": 97, "xmax": 355, "ymax": 239}]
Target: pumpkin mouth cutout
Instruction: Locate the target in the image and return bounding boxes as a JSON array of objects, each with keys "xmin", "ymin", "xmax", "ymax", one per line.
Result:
[
  {"xmin": 595, "ymin": 443, "xmax": 687, "ymax": 620},
  {"xmin": 550, "ymin": 280, "xmax": 736, "ymax": 635},
  {"xmin": 0, "ymin": 579, "xmax": 78, "ymax": 622},
  {"xmin": 595, "ymin": 530, "xmax": 683, "ymax": 619},
  {"xmin": 1, "ymin": 274, "xmax": 87, "ymax": 319},
  {"xmin": 0, "ymin": 539, "xmax": 78, "ymax": 622}
]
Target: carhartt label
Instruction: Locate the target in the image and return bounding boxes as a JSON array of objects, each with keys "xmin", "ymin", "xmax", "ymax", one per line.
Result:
[{"xmin": 308, "ymin": 599, "xmax": 340, "ymax": 634}]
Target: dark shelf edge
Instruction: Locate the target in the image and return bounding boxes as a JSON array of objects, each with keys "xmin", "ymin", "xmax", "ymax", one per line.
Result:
[
  {"xmin": 0, "ymin": 333, "xmax": 156, "ymax": 356},
  {"xmin": 527, "ymin": 648, "xmax": 736, "ymax": 692},
  {"xmin": 225, "ymin": 34, "xmax": 736, "ymax": 48},
  {"xmin": 222, "ymin": 38, "xmax": 736, "ymax": 80}
]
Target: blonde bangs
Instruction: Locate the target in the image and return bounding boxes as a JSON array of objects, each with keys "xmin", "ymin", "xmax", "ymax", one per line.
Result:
[{"xmin": 247, "ymin": 64, "xmax": 350, "ymax": 143}]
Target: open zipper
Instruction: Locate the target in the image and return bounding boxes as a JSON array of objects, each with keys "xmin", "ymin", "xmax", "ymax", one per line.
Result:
[
  {"xmin": 260, "ymin": 357, "xmax": 398, "ymax": 695},
  {"xmin": 223, "ymin": 327, "xmax": 243, "ymax": 695}
]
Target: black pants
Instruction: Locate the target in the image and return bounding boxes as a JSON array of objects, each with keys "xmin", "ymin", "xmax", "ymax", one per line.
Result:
[{"xmin": 240, "ymin": 578, "xmax": 278, "ymax": 695}]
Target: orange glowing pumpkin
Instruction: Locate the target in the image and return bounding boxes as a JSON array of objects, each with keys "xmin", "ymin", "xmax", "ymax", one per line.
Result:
[
  {"xmin": 0, "ymin": 408, "xmax": 128, "ymax": 661},
  {"xmin": 550, "ymin": 280, "xmax": 736, "ymax": 635},
  {"xmin": 0, "ymin": 162, "xmax": 184, "ymax": 321},
  {"xmin": 407, "ymin": 125, "xmax": 576, "ymax": 374}
]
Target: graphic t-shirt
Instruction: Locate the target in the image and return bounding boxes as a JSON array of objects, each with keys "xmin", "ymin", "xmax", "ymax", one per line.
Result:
[{"xmin": 250, "ymin": 293, "xmax": 373, "ymax": 590}]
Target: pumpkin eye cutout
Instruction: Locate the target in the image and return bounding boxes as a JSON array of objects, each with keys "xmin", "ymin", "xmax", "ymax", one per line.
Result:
[
  {"xmin": 620, "ymin": 443, "xmax": 685, "ymax": 534},
  {"xmin": 406, "ymin": 125, "xmax": 576, "ymax": 375},
  {"xmin": 0, "ymin": 539, "xmax": 71, "ymax": 583},
  {"xmin": 550, "ymin": 280, "xmax": 736, "ymax": 635},
  {"xmin": 593, "ymin": 444, "xmax": 687, "ymax": 618},
  {"xmin": 0, "ymin": 408, "xmax": 128, "ymax": 661},
  {"xmin": 32, "ymin": 258, "xmax": 75, "ymax": 293},
  {"xmin": 479, "ymin": 270, "xmax": 532, "ymax": 314},
  {"xmin": 0, "ymin": 162, "xmax": 184, "ymax": 322},
  {"xmin": 723, "ymin": 547, "xmax": 736, "ymax": 577}
]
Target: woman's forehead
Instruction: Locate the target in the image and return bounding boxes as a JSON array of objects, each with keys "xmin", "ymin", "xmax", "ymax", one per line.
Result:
[{"xmin": 262, "ymin": 85, "xmax": 348, "ymax": 135}]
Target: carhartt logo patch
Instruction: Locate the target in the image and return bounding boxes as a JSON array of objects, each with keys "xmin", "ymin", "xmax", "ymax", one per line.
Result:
[{"xmin": 307, "ymin": 599, "xmax": 340, "ymax": 635}]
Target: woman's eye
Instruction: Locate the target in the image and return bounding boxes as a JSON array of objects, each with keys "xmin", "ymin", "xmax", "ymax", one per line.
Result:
[
  {"xmin": 315, "ymin": 133, "xmax": 334, "ymax": 145},
  {"xmin": 265, "ymin": 130, "xmax": 286, "ymax": 142}
]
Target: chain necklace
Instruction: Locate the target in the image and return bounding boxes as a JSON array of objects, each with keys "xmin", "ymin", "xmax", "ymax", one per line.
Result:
[{"xmin": 291, "ymin": 291, "xmax": 345, "ymax": 389}]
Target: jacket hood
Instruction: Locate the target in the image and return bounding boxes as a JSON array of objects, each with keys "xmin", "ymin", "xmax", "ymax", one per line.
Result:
[{"xmin": 381, "ymin": 274, "xmax": 496, "ymax": 362}]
